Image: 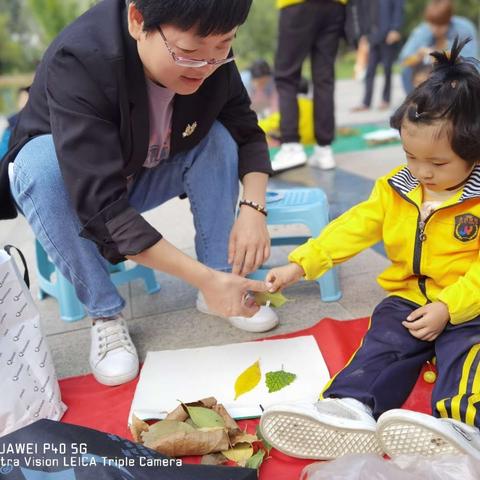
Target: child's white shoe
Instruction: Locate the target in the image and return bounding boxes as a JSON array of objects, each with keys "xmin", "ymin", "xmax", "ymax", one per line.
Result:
[
  {"xmin": 377, "ymin": 409, "xmax": 480, "ymax": 460},
  {"xmin": 196, "ymin": 292, "xmax": 279, "ymax": 332},
  {"xmin": 259, "ymin": 397, "xmax": 382, "ymax": 460}
]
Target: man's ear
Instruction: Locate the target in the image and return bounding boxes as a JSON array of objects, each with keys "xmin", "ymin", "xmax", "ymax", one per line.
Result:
[{"xmin": 127, "ymin": 3, "xmax": 144, "ymax": 40}]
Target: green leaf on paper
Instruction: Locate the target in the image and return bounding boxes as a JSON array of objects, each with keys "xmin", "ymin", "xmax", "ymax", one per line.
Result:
[
  {"xmin": 254, "ymin": 291, "xmax": 288, "ymax": 308},
  {"xmin": 265, "ymin": 369, "xmax": 297, "ymax": 393}
]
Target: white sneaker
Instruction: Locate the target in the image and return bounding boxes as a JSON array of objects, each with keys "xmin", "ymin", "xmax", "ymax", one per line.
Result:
[
  {"xmin": 89, "ymin": 315, "xmax": 139, "ymax": 386},
  {"xmin": 377, "ymin": 409, "xmax": 480, "ymax": 460},
  {"xmin": 196, "ymin": 292, "xmax": 279, "ymax": 333},
  {"xmin": 308, "ymin": 145, "xmax": 336, "ymax": 170},
  {"xmin": 271, "ymin": 143, "xmax": 307, "ymax": 172},
  {"xmin": 259, "ymin": 397, "xmax": 382, "ymax": 460}
]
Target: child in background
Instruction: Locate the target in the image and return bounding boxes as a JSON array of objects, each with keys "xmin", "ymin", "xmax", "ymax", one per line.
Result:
[{"xmin": 260, "ymin": 38, "xmax": 480, "ymax": 461}]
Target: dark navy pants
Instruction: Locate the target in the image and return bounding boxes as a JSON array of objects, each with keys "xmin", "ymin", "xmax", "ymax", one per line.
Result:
[{"xmin": 323, "ymin": 296, "xmax": 480, "ymax": 428}]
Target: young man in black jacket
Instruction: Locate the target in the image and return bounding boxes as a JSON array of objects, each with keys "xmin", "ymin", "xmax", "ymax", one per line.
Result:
[{"xmin": 0, "ymin": 0, "xmax": 278, "ymax": 386}]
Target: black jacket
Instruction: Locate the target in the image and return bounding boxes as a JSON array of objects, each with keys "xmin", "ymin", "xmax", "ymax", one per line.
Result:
[{"xmin": 0, "ymin": 0, "xmax": 272, "ymax": 263}]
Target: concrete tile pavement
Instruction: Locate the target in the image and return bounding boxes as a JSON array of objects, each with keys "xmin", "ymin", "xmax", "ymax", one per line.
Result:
[{"xmin": 0, "ymin": 74, "xmax": 405, "ymax": 379}]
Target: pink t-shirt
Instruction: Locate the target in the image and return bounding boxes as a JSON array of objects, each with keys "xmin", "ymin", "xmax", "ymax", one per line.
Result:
[{"xmin": 143, "ymin": 77, "xmax": 175, "ymax": 168}]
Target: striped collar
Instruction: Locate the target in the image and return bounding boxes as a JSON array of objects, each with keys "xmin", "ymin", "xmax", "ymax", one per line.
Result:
[{"xmin": 388, "ymin": 165, "xmax": 480, "ymax": 202}]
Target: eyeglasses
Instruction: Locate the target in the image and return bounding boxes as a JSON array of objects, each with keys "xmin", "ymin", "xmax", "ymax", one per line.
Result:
[{"xmin": 157, "ymin": 26, "xmax": 235, "ymax": 68}]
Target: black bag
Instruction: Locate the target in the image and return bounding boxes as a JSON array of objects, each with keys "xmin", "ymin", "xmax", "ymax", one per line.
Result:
[{"xmin": 0, "ymin": 420, "xmax": 258, "ymax": 479}]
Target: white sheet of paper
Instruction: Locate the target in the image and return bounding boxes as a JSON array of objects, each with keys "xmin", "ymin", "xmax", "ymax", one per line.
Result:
[{"xmin": 128, "ymin": 335, "xmax": 329, "ymax": 424}]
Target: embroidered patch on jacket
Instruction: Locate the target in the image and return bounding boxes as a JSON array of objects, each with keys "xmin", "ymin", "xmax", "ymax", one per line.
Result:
[{"xmin": 454, "ymin": 214, "xmax": 480, "ymax": 242}]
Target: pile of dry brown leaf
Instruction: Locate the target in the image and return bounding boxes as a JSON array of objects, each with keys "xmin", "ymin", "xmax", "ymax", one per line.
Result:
[{"xmin": 130, "ymin": 397, "xmax": 269, "ymax": 469}]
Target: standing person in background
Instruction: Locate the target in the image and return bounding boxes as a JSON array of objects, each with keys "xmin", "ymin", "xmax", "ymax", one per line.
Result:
[
  {"xmin": 399, "ymin": 0, "xmax": 478, "ymax": 94},
  {"xmin": 271, "ymin": 0, "xmax": 346, "ymax": 173},
  {"xmin": 352, "ymin": 0, "xmax": 405, "ymax": 112}
]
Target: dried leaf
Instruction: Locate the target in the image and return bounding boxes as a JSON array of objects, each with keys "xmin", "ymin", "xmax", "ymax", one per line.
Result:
[
  {"xmin": 265, "ymin": 369, "xmax": 297, "ymax": 393},
  {"xmin": 130, "ymin": 414, "xmax": 149, "ymax": 443},
  {"xmin": 234, "ymin": 360, "xmax": 261, "ymax": 400},
  {"xmin": 222, "ymin": 443, "xmax": 254, "ymax": 465},
  {"xmin": 141, "ymin": 420, "xmax": 195, "ymax": 446},
  {"xmin": 148, "ymin": 428, "xmax": 230, "ymax": 457},
  {"xmin": 166, "ymin": 397, "xmax": 217, "ymax": 421},
  {"xmin": 201, "ymin": 453, "xmax": 228, "ymax": 465},
  {"xmin": 186, "ymin": 406, "xmax": 225, "ymax": 428},
  {"xmin": 212, "ymin": 404, "xmax": 240, "ymax": 432},
  {"xmin": 165, "ymin": 404, "xmax": 189, "ymax": 421},
  {"xmin": 230, "ymin": 431, "xmax": 259, "ymax": 446},
  {"xmin": 254, "ymin": 291, "xmax": 288, "ymax": 308},
  {"xmin": 245, "ymin": 449, "xmax": 265, "ymax": 469}
]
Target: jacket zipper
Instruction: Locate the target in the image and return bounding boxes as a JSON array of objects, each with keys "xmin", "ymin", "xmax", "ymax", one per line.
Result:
[{"xmin": 389, "ymin": 181, "xmax": 460, "ymax": 302}]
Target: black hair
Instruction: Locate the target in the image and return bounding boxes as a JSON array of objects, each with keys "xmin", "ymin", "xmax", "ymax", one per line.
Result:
[
  {"xmin": 250, "ymin": 59, "xmax": 271, "ymax": 79},
  {"xmin": 131, "ymin": 0, "xmax": 252, "ymax": 36},
  {"xmin": 391, "ymin": 37, "xmax": 480, "ymax": 165}
]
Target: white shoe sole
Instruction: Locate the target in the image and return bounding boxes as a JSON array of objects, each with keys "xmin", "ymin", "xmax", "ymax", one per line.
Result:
[
  {"xmin": 260, "ymin": 408, "xmax": 382, "ymax": 460},
  {"xmin": 90, "ymin": 361, "xmax": 139, "ymax": 386},
  {"xmin": 377, "ymin": 410, "xmax": 466, "ymax": 458},
  {"xmin": 196, "ymin": 299, "xmax": 278, "ymax": 333}
]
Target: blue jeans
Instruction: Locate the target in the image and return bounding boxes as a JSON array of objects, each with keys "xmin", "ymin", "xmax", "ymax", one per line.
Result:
[{"xmin": 9, "ymin": 121, "xmax": 239, "ymax": 317}]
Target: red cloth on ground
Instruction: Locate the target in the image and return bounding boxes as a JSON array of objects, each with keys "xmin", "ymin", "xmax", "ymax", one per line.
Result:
[{"xmin": 59, "ymin": 318, "xmax": 434, "ymax": 480}]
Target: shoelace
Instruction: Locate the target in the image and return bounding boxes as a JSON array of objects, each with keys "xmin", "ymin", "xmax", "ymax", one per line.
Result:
[{"xmin": 96, "ymin": 320, "xmax": 133, "ymax": 358}]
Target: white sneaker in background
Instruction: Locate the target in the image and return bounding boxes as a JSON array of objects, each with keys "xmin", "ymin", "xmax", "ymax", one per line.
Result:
[
  {"xmin": 308, "ymin": 145, "xmax": 336, "ymax": 170},
  {"xmin": 196, "ymin": 292, "xmax": 279, "ymax": 333},
  {"xmin": 89, "ymin": 314, "xmax": 139, "ymax": 386},
  {"xmin": 377, "ymin": 409, "xmax": 480, "ymax": 460},
  {"xmin": 259, "ymin": 397, "xmax": 382, "ymax": 460},
  {"xmin": 271, "ymin": 142, "xmax": 307, "ymax": 172}
]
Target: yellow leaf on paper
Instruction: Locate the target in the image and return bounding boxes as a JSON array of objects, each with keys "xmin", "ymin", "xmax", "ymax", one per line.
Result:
[{"xmin": 234, "ymin": 360, "xmax": 261, "ymax": 400}]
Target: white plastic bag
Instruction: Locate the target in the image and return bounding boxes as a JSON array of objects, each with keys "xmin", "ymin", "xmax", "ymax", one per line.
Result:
[
  {"xmin": 301, "ymin": 453, "xmax": 480, "ymax": 480},
  {"xmin": 0, "ymin": 245, "xmax": 66, "ymax": 436}
]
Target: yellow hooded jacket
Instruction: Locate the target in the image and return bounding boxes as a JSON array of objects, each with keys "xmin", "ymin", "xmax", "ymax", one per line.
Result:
[
  {"xmin": 277, "ymin": 0, "xmax": 348, "ymax": 9},
  {"xmin": 289, "ymin": 165, "xmax": 480, "ymax": 324}
]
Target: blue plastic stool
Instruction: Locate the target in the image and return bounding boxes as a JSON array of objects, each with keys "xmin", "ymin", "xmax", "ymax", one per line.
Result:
[
  {"xmin": 35, "ymin": 240, "xmax": 160, "ymax": 322},
  {"xmin": 249, "ymin": 188, "xmax": 341, "ymax": 302}
]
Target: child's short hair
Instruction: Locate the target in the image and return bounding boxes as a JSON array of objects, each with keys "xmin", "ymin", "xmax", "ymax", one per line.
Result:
[
  {"xmin": 130, "ymin": 0, "xmax": 252, "ymax": 36},
  {"xmin": 391, "ymin": 37, "xmax": 480, "ymax": 165}
]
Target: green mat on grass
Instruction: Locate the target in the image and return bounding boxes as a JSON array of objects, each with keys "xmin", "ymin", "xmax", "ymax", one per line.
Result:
[{"xmin": 269, "ymin": 124, "xmax": 400, "ymax": 158}]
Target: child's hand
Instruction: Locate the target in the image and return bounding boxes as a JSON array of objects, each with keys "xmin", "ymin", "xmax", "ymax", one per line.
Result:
[
  {"xmin": 266, "ymin": 263, "xmax": 305, "ymax": 293},
  {"xmin": 402, "ymin": 301, "xmax": 450, "ymax": 342}
]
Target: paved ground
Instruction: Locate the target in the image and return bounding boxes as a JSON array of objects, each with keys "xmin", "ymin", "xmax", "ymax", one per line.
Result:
[{"xmin": 1, "ymin": 74, "xmax": 406, "ymax": 379}]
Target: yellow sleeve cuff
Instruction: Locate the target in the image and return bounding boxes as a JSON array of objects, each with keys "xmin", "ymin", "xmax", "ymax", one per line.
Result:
[{"xmin": 288, "ymin": 239, "xmax": 333, "ymax": 280}]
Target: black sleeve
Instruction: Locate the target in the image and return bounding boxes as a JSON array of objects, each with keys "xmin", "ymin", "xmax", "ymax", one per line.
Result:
[
  {"xmin": 46, "ymin": 48, "xmax": 162, "ymax": 263},
  {"xmin": 218, "ymin": 64, "xmax": 273, "ymax": 179}
]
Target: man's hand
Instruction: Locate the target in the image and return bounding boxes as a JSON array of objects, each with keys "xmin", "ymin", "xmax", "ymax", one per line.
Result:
[
  {"xmin": 201, "ymin": 270, "xmax": 269, "ymax": 318},
  {"xmin": 266, "ymin": 263, "xmax": 305, "ymax": 293},
  {"xmin": 228, "ymin": 207, "xmax": 270, "ymax": 276},
  {"xmin": 402, "ymin": 301, "xmax": 450, "ymax": 342},
  {"xmin": 386, "ymin": 30, "xmax": 401, "ymax": 45}
]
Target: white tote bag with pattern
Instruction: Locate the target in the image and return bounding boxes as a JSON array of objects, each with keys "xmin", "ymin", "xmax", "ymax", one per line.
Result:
[{"xmin": 0, "ymin": 245, "xmax": 66, "ymax": 436}]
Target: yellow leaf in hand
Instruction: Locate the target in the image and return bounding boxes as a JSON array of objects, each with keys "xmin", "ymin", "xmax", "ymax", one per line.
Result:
[
  {"xmin": 234, "ymin": 360, "xmax": 261, "ymax": 400},
  {"xmin": 254, "ymin": 291, "xmax": 288, "ymax": 308}
]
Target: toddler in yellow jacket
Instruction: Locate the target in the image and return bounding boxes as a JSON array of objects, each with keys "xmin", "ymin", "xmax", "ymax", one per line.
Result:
[{"xmin": 260, "ymin": 38, "xmax": 480, "ymax": 462}]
